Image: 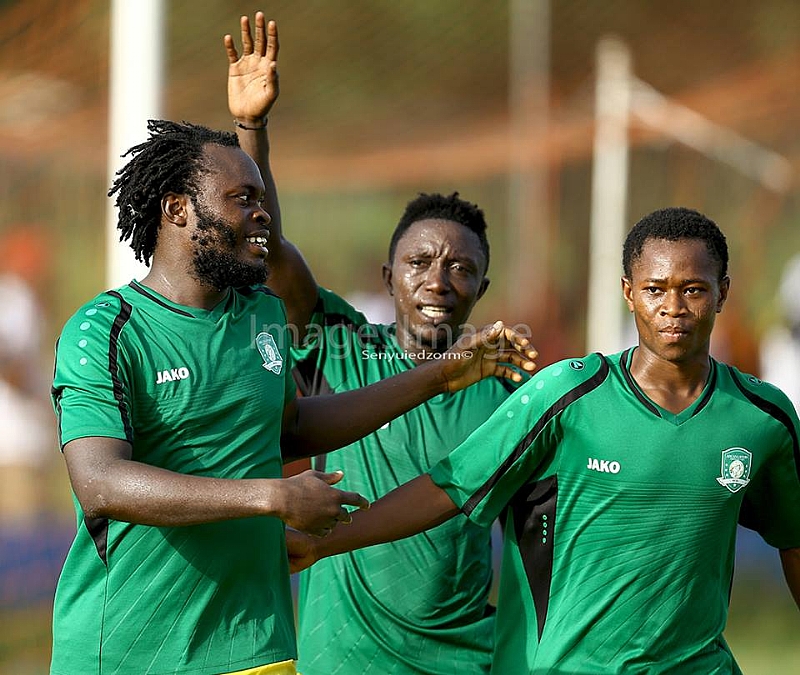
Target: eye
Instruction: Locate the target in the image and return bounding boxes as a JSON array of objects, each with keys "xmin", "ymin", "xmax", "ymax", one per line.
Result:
[
  {"xmin": 235, "ymin": 194, "xmax": 250, "ymax": 204},
  {"xmin": 408, "ymin": 259, "xmax": 426, "ymax": 268},
  {"xmin": 645, "ymin": 286, "xmax": 661, "ymax": 294},
  {"xmin": 684, "ymin": 287, "xmax": 702, "ymax": 296}
]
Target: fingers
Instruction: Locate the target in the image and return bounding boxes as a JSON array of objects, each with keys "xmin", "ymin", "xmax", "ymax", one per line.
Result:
[
  {"xmin": 223, "ymin": 34, "xmax": 239, "ymax": 64},
  {"xmin": 320, "ymin": 469, "xmax": 344, "ymax": 486},
  {"xmin": 240, "ymin": 15, "xmax": 254, "ymax": 55},
  {"xmin": 266, "ymin": 19, "xmax": 280, "ymax": 61},
  {"xmin": 338, "ymin": 489, "xmax": 370, "ymax": 511}
]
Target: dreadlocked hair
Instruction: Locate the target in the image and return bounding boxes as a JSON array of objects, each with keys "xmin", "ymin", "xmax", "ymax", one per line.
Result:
[{"xmin": 108, "ymin": 120, "xmax": 240, "ymax": 264}]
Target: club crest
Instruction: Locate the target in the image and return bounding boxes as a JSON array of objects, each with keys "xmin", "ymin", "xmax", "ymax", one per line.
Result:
[
  {"xmin": 716, "ymin": 447, "xmax": 752, "ymax": 493},
  {"xmin": 256, "ymin": 332, "xmax": 283, "ymax": 375}
]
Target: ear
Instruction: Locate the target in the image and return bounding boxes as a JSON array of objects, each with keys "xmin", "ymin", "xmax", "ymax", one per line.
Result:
[
  {"xmin": 622, "ymin": 277, "xmax": 635, "ymax": 312},
  {"xmin": 716, "ymin": 276, "xmax": 731, "ymax": 313},
  {"xmin": 476, "ymin": 277, "xmax": 490, "ymax": 301},
  {"xmin": 382, "ymin": 262, "xmax": 394, "ymax": 296},
  {"xmin": 161, "ymin": 193, "xmax": 189, "ymax": 226}
]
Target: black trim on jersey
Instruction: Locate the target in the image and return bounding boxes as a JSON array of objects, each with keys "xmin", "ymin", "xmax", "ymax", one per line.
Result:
[
  {"xmin": 128, "ymin": 281, "xmax": 194, "ymax": 317},
  {"xmin": 499, "ymin": 377, "xmax": 518, "ymax": 395},
  {"xmin": 107, "ymin": 291, "xmax": 134, "ymax": 442},
  {"xmin": 463, "ymin": 354, "xmax": 609, "ymax": 516},
  {"xmin": 51, "ymin": 338, "xmax": 66, "ymax": 448},
  {"xmin": 691, "ymin": 359, "xmax": 718, "ymax": 416},
  {"xmin": 510, "ymin": 475, "xmax": 557, "ymax": 640},
  {"xmin": 727, "ymin": 366, "xmax": 800, "ymax": 483},
  {"xmin": 619, "ymin": 348, "xmax": 661, "ymax": 417},
  {"xmin": 84, "ymin": 516, "xmax": 109, "ymax": 565},
  {"xmin": 292, "ymin": 360, "xmax": 335, "ymax": 398}
]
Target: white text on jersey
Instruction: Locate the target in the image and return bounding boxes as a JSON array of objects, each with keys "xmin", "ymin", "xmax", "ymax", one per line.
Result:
[
  {"xmin": 156, "ymin": 367, "xmax": 190, "ymax": 384},
  {"xmin": 587, "ymin": 457, "xmax": 621, "ymax": 474}
]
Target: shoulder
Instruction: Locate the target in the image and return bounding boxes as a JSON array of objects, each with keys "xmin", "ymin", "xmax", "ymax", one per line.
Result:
[
  {"xmin": 720, "ymin": 361, "xmax": 799, "ymax": 422},
  {"xmin": 59, "ymin": 288, "xmax": 133, "ymax": 337}
]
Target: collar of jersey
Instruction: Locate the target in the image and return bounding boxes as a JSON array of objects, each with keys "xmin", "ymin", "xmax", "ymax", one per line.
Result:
[
  {"xmin": 129, "ymin": 280, "xmax": 232, "ymax": 320},
  {"xmin": 619, "ymin": 347, "xmax": 717, "ymax": 425}
]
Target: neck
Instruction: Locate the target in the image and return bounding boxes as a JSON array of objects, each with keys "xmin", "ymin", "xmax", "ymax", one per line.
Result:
[
  {"xmin": 140, "ymin": 263, "xmax": 227, "ymax": 311},
  {"xmin": 629, "ymin": 346, "xmax": 711, "ymax": 414},
  {"xmin": 394, "ymin": 327, "xmax": 455, "ymax": 366}
]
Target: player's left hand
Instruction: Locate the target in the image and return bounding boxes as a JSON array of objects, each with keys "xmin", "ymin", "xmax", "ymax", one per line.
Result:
[
  {"xmin": 224, "ymin": 11, "xmax": 279, "ymax": 123},
  {"xmin": 439, "ymin": 320, "xmax": 538, "ymax": 393},
  {"xmin": 286, "ymin": 527, "xmax": 319, "ymax": 574}
]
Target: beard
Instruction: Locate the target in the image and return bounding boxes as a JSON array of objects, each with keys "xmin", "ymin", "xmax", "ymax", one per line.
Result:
[{"xmin": 190, "ymin": 202, "xmax": 268, "ymax": 291}]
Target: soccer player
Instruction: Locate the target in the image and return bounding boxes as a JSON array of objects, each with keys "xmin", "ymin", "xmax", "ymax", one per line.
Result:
[
  {"xmin": 224, "ymin": 13, "xmax": 534, "ymax": 675},
  {"xmin": 289, "ymin": 207, "xmax": 800, "ymax": 674},
  {"xmin": 50, "ymin": 118, "xmax": 536, "ymax": 675}
]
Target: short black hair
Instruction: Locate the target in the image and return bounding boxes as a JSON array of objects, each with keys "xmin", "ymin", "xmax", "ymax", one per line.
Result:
[
  {"xmin": 623, "ymin": 207, "xmax": 728, "ymax": 280},
  {"xmin": 108, "ymin": 120, "xmax": 239, "ymax": 265},
  {"xmin": 388, "ymin": 192, "xmax": 490, "ymax": 272}
]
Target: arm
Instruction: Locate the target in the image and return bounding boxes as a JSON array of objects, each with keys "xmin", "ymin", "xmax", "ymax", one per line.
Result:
[
  {"xmin": 224, "ymin": 13, "xmax": 318, "ymax": 335},
  {"xmin": 288, "ymin": 474, "xmax": 459, "ymax": 572},
  {"xmin": 281, "ymin": 320, "xmax": 538, "ymax": 460},
  {"xmin": 64, "ymin": 436, "xmax": 367, "ymax": 536},
  {"xmin": 780, "ymin": 547, "xmax": 800, "ymax": 609}
]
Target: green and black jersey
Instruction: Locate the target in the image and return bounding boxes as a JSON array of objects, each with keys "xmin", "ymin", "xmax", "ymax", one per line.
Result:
[
  {"xmin": 431, "ymin": 349, "xmax": 800, "ymax": 675},
  {"xmin": 294, "ymin": 288, "xmax": 520, "ymax": 675},
  {"xmin": 51, "ymin": 281, "xmax": 297, "ymax": 675}
]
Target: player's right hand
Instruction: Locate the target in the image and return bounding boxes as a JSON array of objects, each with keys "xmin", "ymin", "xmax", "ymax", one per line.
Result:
[{"xmin": 277, "ymin": 470, "xmax": 369, "ymax": 537}]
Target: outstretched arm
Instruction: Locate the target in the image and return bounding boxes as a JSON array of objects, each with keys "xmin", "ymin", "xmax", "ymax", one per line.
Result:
[
  {"xmin": 282, "ymin": 320, "xmax": 537, "ymax": 459},
  {"xmin": 64, "ymin": 436, "xmax": 367, "ymax": 537},
  {"xmin": 288, "ymin": 474, "xmax": 459, "ymax": 572},
  {"xmin": 224, "ymin": 13, "xmax": 318, "ymax": 335},
  {"xmin": 780, "ymin": 547, "xmax": 800, "ymax": 609}
]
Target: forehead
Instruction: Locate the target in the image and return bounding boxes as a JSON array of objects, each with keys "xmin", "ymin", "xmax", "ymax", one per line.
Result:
[
  {"xmin": 197, "ymin": 143, "xmax": 264, "ymax": 192},
  {"xmin": 395, "ymin": 218, "xmax": 484, "ymax": 257},
  {"xmin": 630, "ymin": 237, "xmax": 718, "ymax": 279}
]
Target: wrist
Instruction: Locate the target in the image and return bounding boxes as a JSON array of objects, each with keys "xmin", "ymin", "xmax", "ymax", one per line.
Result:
[{"xmin": 233, "ymin": 116, "xmax": 268, "ymax": 131}]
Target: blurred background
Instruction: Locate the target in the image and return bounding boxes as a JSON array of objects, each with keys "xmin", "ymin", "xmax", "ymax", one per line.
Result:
[{"xmin": 0, "ymin": 0, "xmax": 798, "ymax": 672}]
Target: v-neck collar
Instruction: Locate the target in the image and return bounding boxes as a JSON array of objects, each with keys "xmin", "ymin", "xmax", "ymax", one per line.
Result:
[
  {"xmin": 129, "ymin": 280, "xmax": 232, "ymax": 321},
  {"xmin": 619, "ymin": 348, "xmax": 717, "ymax": 425}
]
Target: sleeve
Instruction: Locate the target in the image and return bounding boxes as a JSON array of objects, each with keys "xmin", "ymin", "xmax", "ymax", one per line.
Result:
[
  {"xmin": 290, "ymin": 287, "xmax": 372, "ymax": 396},
  {"xmin": 429, "ymin": 356, "xmax": 602, "ymax": 527},
  {"xmin": 51, "ymin": 295, "xmax": 134, "ymax": 448},
  {"xmin": 739, "ymin": 388, "xmax": 800, "ymax": 549}
]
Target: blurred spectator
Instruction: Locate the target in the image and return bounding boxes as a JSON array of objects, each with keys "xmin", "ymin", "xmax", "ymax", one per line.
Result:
[
  {"xmin": 0, "ymin": 227, "xmax": 54, "ymax": 524},
  {"xmin": 760, "ymin": 253, "xmax": 800, "ymax": 410}
]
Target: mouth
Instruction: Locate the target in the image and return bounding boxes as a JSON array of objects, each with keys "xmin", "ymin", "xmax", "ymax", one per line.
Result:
[
  {"xmin": 659, "ymin": 326, "xmax": 690, "ymax": 342},
  {"xmin": 245, "ymin": 233, "xmax": 269, "ymax": 257},
  {"xmin": 418, "ymin": 305, "xmax": 454, "ymax": 324}
]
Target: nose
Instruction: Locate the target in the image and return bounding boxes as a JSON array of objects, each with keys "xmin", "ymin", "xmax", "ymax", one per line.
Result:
[
  {"xmin": 253, "ymin": 205, "xmax": 272, "ymax": 226},
  {"xmin": 425, "ymin": 262, "xmax": 451, "ymax": 293},
  {"xmin": 659, "ymin": 289, "xmax": 686, "ymax": 316}
]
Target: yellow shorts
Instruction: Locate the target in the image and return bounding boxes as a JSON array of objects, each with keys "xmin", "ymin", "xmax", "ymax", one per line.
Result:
[{"xmin": 226, "ymin": 660, "xmax": 299, "ymax": 675}]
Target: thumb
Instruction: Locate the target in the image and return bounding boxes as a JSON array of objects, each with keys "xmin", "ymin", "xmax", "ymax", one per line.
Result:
[{"xmin": 320, "ymin": 470, "xmax": 344, "ymax": 486}]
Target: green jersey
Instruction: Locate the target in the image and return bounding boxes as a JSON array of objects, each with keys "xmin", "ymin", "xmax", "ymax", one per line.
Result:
[
  {"xmin": 430, "ymin": 349, "xmax": 800, "ymax": 675},
  {"xmin": 293, "ymin": 289, "xmax": 519, "ymax": 675},
  {"xmin": 51, "ymin": 281, "xmax": 297, "ymax": 675}
]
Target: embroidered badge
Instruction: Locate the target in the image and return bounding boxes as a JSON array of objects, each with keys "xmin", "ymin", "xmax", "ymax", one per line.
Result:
[
  {"xmin": 716, "ymin": 447, "xmax": 752, "ymax": 493},
  {"xmin": 256, "ymin": 332, "xmax": 283, "ymax": 375}
]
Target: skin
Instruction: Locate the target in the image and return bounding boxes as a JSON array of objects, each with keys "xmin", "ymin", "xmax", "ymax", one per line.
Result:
[
  {"xmin": 224, "ymin": 14, "xmax": 518, "ymax": 369},
  {"xmin": 65, "ymin": 53, "xmax": 537, "ymax": 541},
  {"xmin": 622, "ymin": 237, "xmax": 729, "ymax": 414},
  {"xmin": 287, "ymin": 235, "xmax": 800, "ymax": 611},
  {"xmin": 383, "ymin": 218, "xmax": 489, "ymax": 358}
]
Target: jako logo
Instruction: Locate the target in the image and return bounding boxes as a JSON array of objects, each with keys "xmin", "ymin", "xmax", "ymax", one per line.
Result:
[
  {"xmin": 587, "ymin": 457, "xmax": 621, "ymax": 474},
  {"xmin": 156, "ymin": 367, "xmax": 190, "ymax": 384}
]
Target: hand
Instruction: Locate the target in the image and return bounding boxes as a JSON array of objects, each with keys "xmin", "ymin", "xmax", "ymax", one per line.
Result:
[
  {"xmin": 439, "ymin": 321, "xmax": 538, "ymax": 393},
  {"xmin": 224, "ymin": 11, "xmax": 279, "ymax": 123},
  {"xmin": 286, "ymin": 527, "xmax": 319, "ymax": 574},
  {"xmin": 276, "ymin": 470, "xmax": 369, "ymax": 537}
]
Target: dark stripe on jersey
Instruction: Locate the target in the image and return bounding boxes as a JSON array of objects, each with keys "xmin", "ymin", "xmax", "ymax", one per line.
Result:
[
  {"xmin": 84, "ymin": 516, "xmax": 109, "ymax": 565},
  {"xmin": 292, "ymin": 359, "xmax": 335, "ymax": 398},
  {"xmin": 691, "ymin": 358, "xmax": 718, "ymax": 417},
  {"xmin": 510, "ymin": 475, "xmax": 558, "ymax": 640},
  {"xmin": 727, "ymin": 366, "xmax": 800, "ymax": 483},
  {"xmin": 107, "ymin": 292, "xmax": 134, "ymax": 442},
  {"xmin": 463, "ymin": 355, "xmax": 610, "ymax": 516},
  {"xmin": 52, "ymin": 338, "xmax": 66, "ymax": 448},
  {"xmin": 128, "ymin": 281, "xmax": 194, "ymax": 317},
  {"xmin": 619, "ymin": 348, "xmax": 660, "ymax": 417}
]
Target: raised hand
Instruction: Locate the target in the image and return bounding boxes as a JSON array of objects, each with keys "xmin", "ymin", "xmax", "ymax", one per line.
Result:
[
  {"xmin": 439, "ymin": 320, "xmax": 538, "ymax": 393},
  {"xmin": 276, "ymin": 470, "xmax": 369, "ymax": 537},
  {"xmin": 224, "ymin": 11, "xmax": 279, "ymax": 123}
]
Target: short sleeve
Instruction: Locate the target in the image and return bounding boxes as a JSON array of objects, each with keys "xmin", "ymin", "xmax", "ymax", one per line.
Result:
[
  {"xmin": 51, "ymin": 295, "xmax": 133, "ymax": 448},
  {"xmin": 739, "ymin": 391, "xmax": 800, "ymax": 549}
]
